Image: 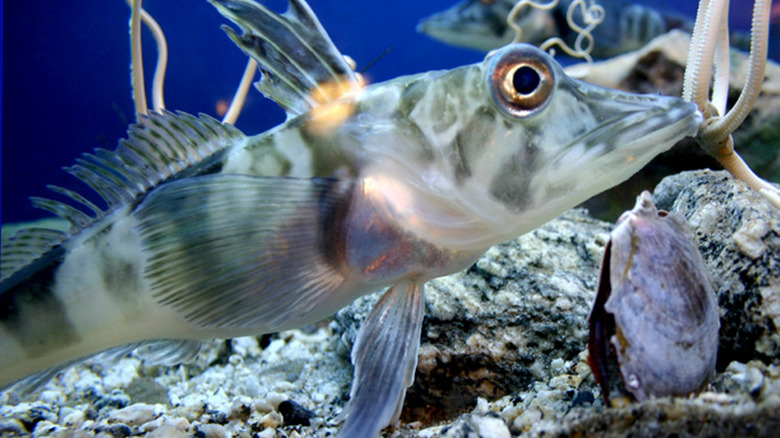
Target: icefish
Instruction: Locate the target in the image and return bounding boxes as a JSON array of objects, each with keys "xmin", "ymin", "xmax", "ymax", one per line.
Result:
[
  {"xmin": 0, "ymin": 0, "xmax": 701, "ymax": 436},
  {"xmin": 417, "ymin": 0, "xmax": 691, "ymax": 57}
]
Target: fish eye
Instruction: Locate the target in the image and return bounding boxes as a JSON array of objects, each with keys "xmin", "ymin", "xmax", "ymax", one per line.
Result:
[{"xmin": 488, "ymin": 45, "xmax": 555, "ymax": 118}]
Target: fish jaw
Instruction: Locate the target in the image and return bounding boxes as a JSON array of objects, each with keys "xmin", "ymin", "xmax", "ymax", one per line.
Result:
[
  {"xmin": 357, "ymin": 44, "xmax": 703, "ymax": 251},
  {"xmin": 519, "ymin": 74, "xmax": 704, "ymax": 220},
  {"xmin": 416, "ymin": 0, "xmax": 515, "ymax": 52}
]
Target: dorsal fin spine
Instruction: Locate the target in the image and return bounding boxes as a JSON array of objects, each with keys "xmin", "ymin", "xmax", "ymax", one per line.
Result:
[
  {"xmin": 114, "ymin": 142, "xmax": 158, "ymax": 182},
  {"xmin": 64, "ymin": 163, "xmax": 118, "ymax": 206},
  {"xmin": 250, "ymin": 5, "xmax": 327, "ymax": 87},
  {"xmin": 222, "ymin": 25, "xmax": 318, "ymax": 109},
  {"xmin": 142, "ymin": 122, "xmax": 187, "ymax": 166},
  {"xmin": 3, "ymin": 111, "xmax": 245, "ymax": 283},
  {"xmin": 212, "ymin": 0, "xmax": 359, "ymax": 115},
  {"xmin": 92, "ymin": 149, "xmax": 149, "ymax": 194},
  {"xmin": 76, "ymin": 156, "xmax": 136, "ymax": 203},
  {"xmin": 1, "ymin": 228, "xmax": 69, "ymax": 282},
  {"xmin": 120, "ymin": 135, "xmax": 167, "ymax": 178},
  {"xmin": 29, "ymin": 197, "xmax": 91, "ymax": 230},
  {"xmin": 286, "ymin": 0, "xmax": 346, "ymax": 83},
  {"xmin": 46, "ymin": 185, "xmax": 103, "ymax": 217}
]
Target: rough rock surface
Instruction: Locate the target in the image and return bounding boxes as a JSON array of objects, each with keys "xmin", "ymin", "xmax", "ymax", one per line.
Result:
[
  {"xmin": 655, "ymin": 170, "xmax": 780, "ymax": 368},
  {"xmin": 2, "ymin": 170, "xmax": 778, "ymax": 437}
]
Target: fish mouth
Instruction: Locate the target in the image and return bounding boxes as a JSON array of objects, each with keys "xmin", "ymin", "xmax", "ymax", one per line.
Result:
[
  {"xmin": 416, "ymin": 2, "xmax": 504, "ymax": 51},
  {"xmin": 592, "ymin": 100, "xmax": 697, "ymax": 152},
  {"xmin": 562, "ymin": 94, "xmax": 699, "ymax": 166},
  {"xmin": 416, "ymin": 13, "xmax": 476, "ymax": 37},
  {"xmin": 541, "ymin": 89, "xmax": 702, "ymax": 198}
]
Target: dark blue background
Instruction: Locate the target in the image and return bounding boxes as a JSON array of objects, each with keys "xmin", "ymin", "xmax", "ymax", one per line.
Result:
[{"xmin": 0, "ymin": 0, "xmax": 757, "ymax": 224}]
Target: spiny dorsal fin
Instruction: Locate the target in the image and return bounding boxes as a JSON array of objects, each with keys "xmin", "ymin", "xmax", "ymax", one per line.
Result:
[
  {"xmin": 2, "ymin": 111, "xmax": 244, "ymax": 284},
  {"xmin": 30, "ymin": 111, "xmax": 243, "ymax": 232},
  {"xmin": 1, "ymin": 227, "xmax": 68, "ymax": 283},
  {"xmin": 211, "ymin": 0, "xmax": 360, "ymax": 116}
]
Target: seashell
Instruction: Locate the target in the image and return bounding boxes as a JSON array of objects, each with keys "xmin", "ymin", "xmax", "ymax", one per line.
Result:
[{"xmin": 587, "ymin": 191, "xmax": 719, "ymax": 402}]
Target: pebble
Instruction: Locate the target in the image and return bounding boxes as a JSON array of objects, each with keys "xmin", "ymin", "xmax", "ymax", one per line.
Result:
[
  {"xmin": 278, "ymin": 400, "xmax": 315, "ymax": 426},
  {"xmin": 259, "ymin": 411, "xmax": 283, "ymax": 429},
  {"xmin": 146, "ymin": 425, "xmax": 190, "ymax": 438},
  {"xmin": 195, "ymin": 423, "xmax": 228, "ymax": 438},
  {"xmin": 109, "ymin": 403, "xmax": 157, "ymax": 425},
  {"xmin": 732, "ymin": 219, "xmax": 770, "ymax": 259},
  {"xmin": 512, "ymin": 409, "xmax": 542, "ymax": 432},
  {"xmin": 471, "ymin": 415, "xmax": 510, "ymax": 438}
]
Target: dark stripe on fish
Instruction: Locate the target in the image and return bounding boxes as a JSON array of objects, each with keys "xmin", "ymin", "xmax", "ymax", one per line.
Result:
[
  {"xmin": 489, "ymin": 139, "xmax": 539, "ymax": 211},
  {"xmin": 450, "ymin": 106, "xmax": 498, "ymax": 185},
  {"xmin": 485, "ymin": 7, "xmax": 508, "ymax": 38},
  {"xmin": 398, "ymin": 80, "xmax": 428, "ymax": 119},
  {"xmin": 0, "ymin": 247, "xmax": 81, "ymax": 356},
  {"xmin": 297, "ymin": 124, "xmax": 358, "ymax": 178},
  {"xmin": 315, "ymin": 176, "xmax": 354, "ymax": 274}
]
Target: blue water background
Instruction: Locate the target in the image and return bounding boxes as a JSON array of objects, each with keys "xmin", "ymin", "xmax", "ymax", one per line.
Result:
[{"xmin": 0, "ymin": 0, "xmax": 762, "ymax": 224}]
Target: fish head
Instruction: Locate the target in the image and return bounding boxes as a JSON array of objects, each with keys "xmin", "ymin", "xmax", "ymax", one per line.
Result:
[
  {"xmin": 374, "ymin": 43, "xmax": 702, "ymax": 249},
  {"xmin": 416, "ymin": 0, "xmax": 518, "ymax": 52},
  {"xmin": 474, "ymin": 43, "xmax": 703, "ymax": 228}
]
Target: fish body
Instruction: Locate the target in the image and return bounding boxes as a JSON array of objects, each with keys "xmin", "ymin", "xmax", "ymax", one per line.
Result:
[
  {"xmin": 417, "ymin": 0, "xmax": 691, "ymax": 57},
  {"xmin": 1, "ymin": 0, "xmax": 701, "ymax": 436}
]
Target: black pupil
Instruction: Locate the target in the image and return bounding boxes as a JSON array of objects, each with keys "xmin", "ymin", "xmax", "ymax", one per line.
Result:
[{"xmin": 512, "ymin": 66, "xmax": 540, "ymax": 95}]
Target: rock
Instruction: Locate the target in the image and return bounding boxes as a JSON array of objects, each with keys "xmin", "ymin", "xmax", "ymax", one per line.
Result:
[
  {"xmin": 436, "ymin": 412, "xmax": 511, "ymax": 438},
  {"xmin": 654, "ymin": 170, "xmax": 780, "ymax": 368},
  {"xmin": 108, "ymin": 403, "xmax": 156, "ymax": 426},
  {"xmin": 334, "ymin": 169, "xmax": 780, "ymax": 436},
  {"xmin": 278, "ymin": 399, "xmax": 315, "ymax": 426},
  {"xmin": 194, "ymin": 423, "xmax": 228, "ymax": 438},
  {"xmin": 462, "ymin": 170, "xmax": 779, "ymax": 437},
  {"xmin": 124, "ymin": 377, "xmax": 169, "ymax": 406},
  {"xmin": 146, "ymin": 425, "xmax": 190, "ymax": 438}
]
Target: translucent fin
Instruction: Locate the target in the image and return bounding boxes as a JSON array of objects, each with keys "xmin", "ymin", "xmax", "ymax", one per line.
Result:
[
  {"xmin": 1, "ymin": 228, "xmax": 68, "ymax": 283},
  {"xmin": 32, "ymin": 111, "xmax": 243, "ymax": 233},
  {"xmin": 134, "ymin": 339, "xmax": 203, "ymax": 366},
  {"xmin": 1, "ymin": 366, "xmax": 64, "ymax": 395},
  {"xmin": 135, "ymin": 174, "xmax": 352, "ymax": 331},
  {"xmin": 338, "ymin": 281, "xmax": 425, "ymax": 438},
  {"xmin": 0, "ymin": 339, "xmax": 196, "ymax": 396},
  {"xmin": 2, "ymin": 112, "xmax": 244, "ymax": 287},
  {"xmin": 210, "ymin": 0, "xmax": 360, "ymax": 115}
]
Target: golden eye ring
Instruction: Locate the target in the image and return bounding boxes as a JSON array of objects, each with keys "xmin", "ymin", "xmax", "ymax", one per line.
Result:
[{"xmin": 488, "ymin": 45, "xmax": 555, "ymax": 118}]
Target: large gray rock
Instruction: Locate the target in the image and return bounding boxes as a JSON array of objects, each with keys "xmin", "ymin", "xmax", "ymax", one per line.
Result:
[{"xmin": 655, "ymin": 170, "xmax": 780, "ymax": 368}]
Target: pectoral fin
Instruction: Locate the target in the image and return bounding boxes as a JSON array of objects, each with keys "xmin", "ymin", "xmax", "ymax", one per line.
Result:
[
  {"xmin": 338, "ymin": 280, "xmax": 425, "ymax": 438},
  {"xmin": 134, "ymin": 174, "xmax": 354, "ymax": 332}
]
